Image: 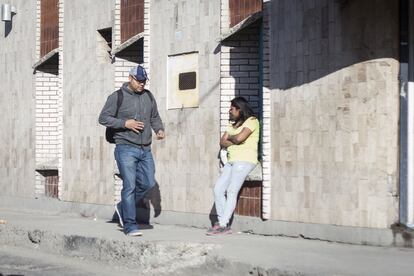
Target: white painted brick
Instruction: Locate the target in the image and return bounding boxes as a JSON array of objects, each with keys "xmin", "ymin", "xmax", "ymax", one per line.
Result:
[
  {"xmin": 42, "ymin": 118, "xmax": 58, "ymax": 122},
  {"xmin": 36, "ymin": 87, "xmax": 51, "ymax": 91},
  {"xmin": 115, "ymin": 76, "xmax": 127, "ymax": 82},
  {"xmin": 221, "ymin": 78, "xmax": 236, "ymax": 84}
]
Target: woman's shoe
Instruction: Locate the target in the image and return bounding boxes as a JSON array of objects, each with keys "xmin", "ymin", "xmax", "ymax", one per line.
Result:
[{"xmin": 206, "ymin": 226, "xmax": 232, "ymax": 236}]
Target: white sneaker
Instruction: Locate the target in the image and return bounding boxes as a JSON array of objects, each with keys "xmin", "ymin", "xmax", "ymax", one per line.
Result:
[
  {"xmin": 126, "ymin": 229, "xmax": 143, "ymax": 236},
  {"xmin": 114, "ymin": 204, "xmax": 123, "ymax": 228}
]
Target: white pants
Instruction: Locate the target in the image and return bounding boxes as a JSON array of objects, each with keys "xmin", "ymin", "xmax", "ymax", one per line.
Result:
[{"xmin": 214, "ymin": 161, "xmax": 256, "ymax": 227}]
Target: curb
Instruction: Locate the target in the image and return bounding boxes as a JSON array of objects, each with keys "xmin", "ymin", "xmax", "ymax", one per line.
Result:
[
  {"xmin": 0, "ymin": 223, "xmax": 311, "ymax": 276},
  {"xmin": 0, "ymin": 223, "xmax": 214, "ymax": 275}
]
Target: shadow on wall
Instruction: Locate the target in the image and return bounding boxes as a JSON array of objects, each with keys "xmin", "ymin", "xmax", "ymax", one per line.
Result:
[
  {"xmin": 5, "ymin": 21, "xmax": 12, "ymax": 37},
  {"xmin": 113, "ymin": 39, "xmax": 144, "ymax": 64},
  {"xmin": 205, "ymin": 16, "xmax": 264, "ymax": 224},
  {"xmin": 269, "ymin": 0, "xmax": 399, "ymax": 90},
  {"xmin": 223, "ymin": 21, "xmax": 262, "ymax": 117},
  {"xmin": 35, "ymin": 53, "xmax": 59, "ymax": 75}
]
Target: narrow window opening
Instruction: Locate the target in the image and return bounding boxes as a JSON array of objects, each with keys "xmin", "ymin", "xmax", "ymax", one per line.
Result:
[
  {"xmin": 98, "ymin": 28, "xmax": 112, "ymax": 51},
  {"xmin": 97, "ymin": 28, "xmax": 113, "ymax": 63}
]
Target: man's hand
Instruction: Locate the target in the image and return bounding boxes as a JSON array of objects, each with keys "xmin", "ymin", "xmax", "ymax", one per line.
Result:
[
  {"xmin": 125, "ymin": 119, "xmax": 144, "ymax": 133},
  {"xmin": 156, "ymin": 130, "xmax": 165, "ymax": 140}
]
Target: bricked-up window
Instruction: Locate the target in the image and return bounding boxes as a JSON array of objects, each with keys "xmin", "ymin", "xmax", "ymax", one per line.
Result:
[
  {"xmin": 167, "ymin": 52, "xmax": 199, "ymax": 109},
  {"xmin": 179, "ymin": 72, "xmax": 197, "ymax": 90},
  {"xmin": 229, "ymin": 0, "xmax": 262, "ymax": 27},
  {"xmin": 40, "ymin": 0, "xmax": 59, "ymax": 57},
  {"xmin": 121, "ymin": 0, "xmax": 144, "ymax": 43}
]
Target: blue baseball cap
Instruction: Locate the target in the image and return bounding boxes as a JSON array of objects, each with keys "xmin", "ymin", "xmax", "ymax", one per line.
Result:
[{"xmin": 129, "ymin": 65, "xmax": 148, "ymax": 81}]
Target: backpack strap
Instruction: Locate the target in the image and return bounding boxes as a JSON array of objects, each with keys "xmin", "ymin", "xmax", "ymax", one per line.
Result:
[
  {"xmin": 114, "ymin": 89, "xmax": 123, "ymax": 117},
  {"xmin": 114, "ymin": 89, "xmax": 152, "ymax": 118},
  {"xmin": 144, "ymin": 89, "xmax": 155, "ymax": 104}
]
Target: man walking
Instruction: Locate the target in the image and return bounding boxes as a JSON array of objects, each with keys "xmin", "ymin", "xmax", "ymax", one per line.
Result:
[{"xmin": 99, "ymin": 65, "xmax": 165, "ymax": 236}]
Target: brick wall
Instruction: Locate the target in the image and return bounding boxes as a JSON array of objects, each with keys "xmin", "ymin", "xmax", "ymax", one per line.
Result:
[
  {"xmin": 57, "ymin": 0, "xmax": 64, "ymax": 199},
  {"xmin": 34, "ymin": 0, "xmax": 62, "ymax": 197},
  {"xmin": 113, "ymin": 0, "xmax": 122, "ymax": 204},
  {"xmin": 114, "ymin": 0, "xmax": 121, "ymax": 49},
  {"xmin": 261, "ymin": 0, "xmax": 271, "ymax": 220},
  {"xmin": 34, "ymin": 70, "xmax": 60, "ymax": 194},
  {"xmin": 220, "ymin": 24, "xmax": 261, "ymax": 132},
  {"xmin": 143, "ymin": 0, "xmax": 151, "ymax": 83},
  {"xmin": 221, "ymin": 0, "xmax": 230, "ymax": 35},
  {"xmin": 220, "ymin": 0, "xmax": 273, "ymax": 219}
]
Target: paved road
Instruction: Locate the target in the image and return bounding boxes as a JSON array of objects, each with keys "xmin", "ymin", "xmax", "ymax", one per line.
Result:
[{"xmin": 0, "ymin": 245, "xmax": 131, "ymax": 276}]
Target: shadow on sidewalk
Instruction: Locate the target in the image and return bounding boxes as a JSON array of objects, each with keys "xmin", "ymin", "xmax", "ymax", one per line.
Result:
[{"xmin": 108, "ymin": 182, "xmax": 162, "ymax": 228}]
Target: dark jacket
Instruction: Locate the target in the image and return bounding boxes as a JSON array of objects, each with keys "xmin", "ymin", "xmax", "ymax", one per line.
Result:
[{"xmin": 99, "ymin": 83, "xmax": 164, "ymax": 147}]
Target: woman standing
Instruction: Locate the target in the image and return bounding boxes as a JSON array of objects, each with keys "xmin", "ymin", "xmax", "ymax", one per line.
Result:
[{"xmin": 207, "ymin": 97, "xmax": 260, "ymax": 235}]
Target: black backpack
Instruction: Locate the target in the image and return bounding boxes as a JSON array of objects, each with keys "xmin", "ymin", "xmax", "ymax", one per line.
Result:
[
  {"xmin": 105, "ymin": 89, "xmax": 155, "ymax": 144},
  {"xmin": 105, "ymin": 89, "xmax": 123, "ymax": 144}
]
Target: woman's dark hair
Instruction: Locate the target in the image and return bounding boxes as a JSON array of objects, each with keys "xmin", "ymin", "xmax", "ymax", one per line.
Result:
[{"xmin": 230, "ymin": 96, "xmax": 256, "ymax": 126}]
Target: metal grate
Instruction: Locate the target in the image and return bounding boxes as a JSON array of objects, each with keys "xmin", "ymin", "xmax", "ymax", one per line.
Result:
[
  {"xmin": 120, "ymin": 0, "xmax": 144, "ymax": 43},
  {"xmin": 42, "ymin": 170, "xmax": 59, "ymax": 198},
  {"xmin": 40, "ymin": 0, "xmax": 59, "ymax": 57},
  {"xmin": 229, "ymin": 0, "xmax": 262, "ymax": 27},
  {"xmin": 178, "ymin": 71, "xmax": 197, "ymax": 90},
  {"xmin": 235, "ymin": 181, "xmax": 262, "ymax": 217}
]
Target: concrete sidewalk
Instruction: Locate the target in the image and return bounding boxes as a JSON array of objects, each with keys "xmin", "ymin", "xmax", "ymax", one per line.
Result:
[{"xmin": 0, "ymin": 207, "xmax": 413, "ymax": 276}]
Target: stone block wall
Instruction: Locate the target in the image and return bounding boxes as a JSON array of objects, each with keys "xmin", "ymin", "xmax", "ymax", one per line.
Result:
[
  {"xmin": 0, "ymin": 0, "xmax": 37, "ymax": 197},
  {"xmin": 61, "ymin": 0, "xmax": 114, "ymax": 204},
  {"xmin": 150, "ymin": 0, "xmax": 221, "ymax": 214},
  {"xmin": 0, "ymin": 0, "xmax": 406, "ymax": 235},
  {"xmin": 269, "ymin": 0, "xmax": 400, "ymax": 228}
]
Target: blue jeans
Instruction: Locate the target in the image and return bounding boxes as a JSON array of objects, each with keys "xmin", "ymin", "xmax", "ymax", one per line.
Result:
[
  {"xmin": 214, "ymin": 162, "xmax": 256, "ymax": 227},
  {"xmin": 115, "ymin": 144, "xmax": 155, "ymax": 234}
]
